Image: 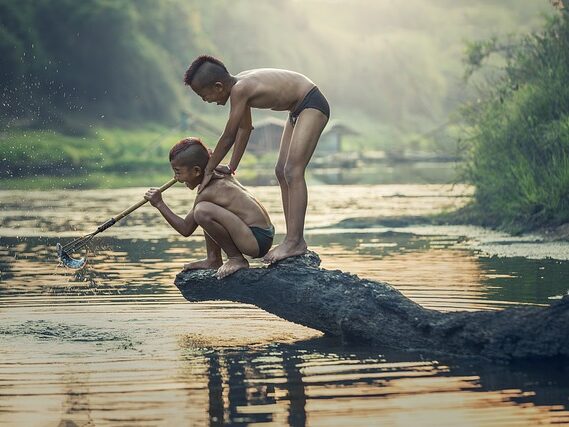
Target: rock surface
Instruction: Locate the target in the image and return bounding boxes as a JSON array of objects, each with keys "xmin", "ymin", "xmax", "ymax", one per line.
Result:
[{"xmin": 174, "ymin": 251, "xmax": 569, "ymax": 360}]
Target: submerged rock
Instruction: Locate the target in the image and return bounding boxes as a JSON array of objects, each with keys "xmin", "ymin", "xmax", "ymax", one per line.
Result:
[{"xmin": 174, "ymin": 251, "xmax": 569, "ymax": 361}]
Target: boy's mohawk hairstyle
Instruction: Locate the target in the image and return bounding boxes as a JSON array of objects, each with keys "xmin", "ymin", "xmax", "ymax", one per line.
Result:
[
  {"xmin": 169, "ymin": 137, "xmax": 209, "ymax": 161},
  {"xmin": 184, "ymin": 55, "xmax": 228, "ymax": 86}
]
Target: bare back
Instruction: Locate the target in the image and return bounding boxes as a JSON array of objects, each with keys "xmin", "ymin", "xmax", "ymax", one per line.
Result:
[
  {"xmin": 234, "ymin": 69, "xmax": 316, "ymax": 111},
  {"xmin": 196, "ymin": 175, "xmax": 271, "ymax": 228}
]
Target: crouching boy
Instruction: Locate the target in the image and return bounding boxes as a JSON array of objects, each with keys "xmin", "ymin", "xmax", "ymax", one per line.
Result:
[{"xmin": 144, "ymin": 137, "xmax": 274, "ymax": 279}]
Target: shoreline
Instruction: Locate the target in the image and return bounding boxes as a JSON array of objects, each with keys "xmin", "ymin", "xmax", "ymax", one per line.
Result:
[{"xmin": 536, "ymin": 223, "xmax": 569, "ymax": 242}]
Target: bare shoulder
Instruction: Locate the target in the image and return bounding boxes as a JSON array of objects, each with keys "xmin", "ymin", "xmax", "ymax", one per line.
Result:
[
  {"xmin": 196, "ymin": 179, "xmax": 220, "ymax": 203},
  {"xmin": 214, "ymin": 175, "xmax": 251, "ymax": 199},
  {"xmin": 237, "ymin": 68, "xmax": 307, "ymax": 78},
  {"xmin": 197, "ymin": 177, "xmax": 233, "ymax": 204},
  {"xmin": 230, "ymin": 77, "xmax": 257, "ymax": 98},
  {"xmin": 237, "ymin": 68, "xmax": 313, "ymax": 84}
]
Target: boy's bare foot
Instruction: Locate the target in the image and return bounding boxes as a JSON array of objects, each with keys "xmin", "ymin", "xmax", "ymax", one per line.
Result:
[
  {"xmin": 183, "ymin": 258, "xmax": 222, "ymax": 271},
  {"xmin": 263, "ymin": 240, "xmax": 307, "ymax": 264},
  {"xmin": 216, "ymin": 256, "xmax": 249, "ymax": 279}
]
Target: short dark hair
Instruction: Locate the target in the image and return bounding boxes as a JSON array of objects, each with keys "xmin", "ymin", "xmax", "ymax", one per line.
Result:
[
  {"xmin": 184, "ymin": 55, "xmax": 230, "ymax": 89},
  {"xmin": 169, "ymin": 137, "xmax": 210, "ymax": 170}
]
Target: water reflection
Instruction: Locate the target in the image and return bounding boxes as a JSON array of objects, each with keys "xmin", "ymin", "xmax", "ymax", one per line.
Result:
[
  {"xmin": 182, "ymin": 341, "xmax": 569, "ymax": 426},
  {"xmin": 310, "ymin": 232, "xmax": 569, "ymax": 310},
  {"xmin": 3, "ymin": 231, "xmax": 567, "ymax": 312},
  {"xmin": 1, "ymin": 185, "xmax": 569, "ymax": 425},
  {"xmin": 0, "ymin": 185, "xmax": 472, "ymax": 239},
  {"xmin": 38, "ymin": 341, "xmax": 568, "ymax": 426}
]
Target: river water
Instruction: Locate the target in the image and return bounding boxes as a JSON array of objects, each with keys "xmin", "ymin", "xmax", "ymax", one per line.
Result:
[{"xmin": 1, "ymin": 183, "xmax": 569, "ymax": 426}]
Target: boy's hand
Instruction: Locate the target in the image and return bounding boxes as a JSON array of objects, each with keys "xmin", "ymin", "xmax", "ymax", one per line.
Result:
[
  {"xmin": 144, "ymin": 188, "xmax": 164, "ymax": 207},
  {"xmin": 198, "ymin": 170, "xmax": 224, "ymax": 193},
  {"xmin": 215, "ymin": 164, "xmax": 233, "ymax": 175},
  {"xmin": 197, "ymin": 171, "xmax": 213, "ymax": 193}
]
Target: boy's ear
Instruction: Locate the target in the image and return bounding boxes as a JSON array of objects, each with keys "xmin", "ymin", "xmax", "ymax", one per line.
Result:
[
  {"xmin": 214, "ymin": 81, "xmax": 224, "ymax": 91},
  {"xmin": 193, "ymin": 166, "xmax": 202, "ymax": 175}
]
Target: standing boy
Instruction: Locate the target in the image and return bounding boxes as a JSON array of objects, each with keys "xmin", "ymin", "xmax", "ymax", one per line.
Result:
[
  {"xmin": 184, "ymin": 55, "xmax": 330, "ymax": 263},
  {"xmin": 145, "ymin": 137, "xmax": 274, "ymax": 279}
]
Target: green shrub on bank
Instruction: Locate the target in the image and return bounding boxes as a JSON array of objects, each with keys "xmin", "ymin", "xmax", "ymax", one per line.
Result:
[
  {"xmin": 0, "ymin": 125, "xmax": 269, "ymax": 189},
  {"xmin": 0, "ymin": 127, "xmax": 176, "ymax": 180},
  {"xmin": 461, "ymin": 12, "xmax": 569, "ymax": 231}
]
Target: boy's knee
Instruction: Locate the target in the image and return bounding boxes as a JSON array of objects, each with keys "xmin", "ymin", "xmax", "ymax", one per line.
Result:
[
  {"xmin": 284, "ymin": 164, "xmax": 305, "ymax": 183},
  {"xmin": 193, "ymin": 202, "xmax": 214, "ymax": 224},
  {"xmin": 275, "ymin": 164, "xmax": 286, "ymax": 183}
]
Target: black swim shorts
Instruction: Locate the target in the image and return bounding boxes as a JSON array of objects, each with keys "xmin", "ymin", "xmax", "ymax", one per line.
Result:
[
  {"xmin": 289, "ymin": 86, "xmax": 330, "ymax": 126},
  {"xmin": 250, "ymin": 224, "xmax": 275, "ymax": 258}
]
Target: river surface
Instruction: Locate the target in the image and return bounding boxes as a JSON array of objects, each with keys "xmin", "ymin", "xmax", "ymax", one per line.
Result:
[{"xmin": 1, "ymin": 184, "xmax": 569, "ymax": 426}]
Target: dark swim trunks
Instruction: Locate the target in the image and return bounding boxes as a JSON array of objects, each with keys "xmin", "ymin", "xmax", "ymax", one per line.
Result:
[
  {"xmin": 250, "ymin": 224, "xmax": 275, "ymax": 258},
  {"xmin": 289, "ymin": 86, "xmax": 330, "ymax": 127}
]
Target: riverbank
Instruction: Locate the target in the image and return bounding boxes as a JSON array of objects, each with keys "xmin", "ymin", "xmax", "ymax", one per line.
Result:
[
  {"xmin": 438, "ymin": 206, "xmax": 569, "ymax": 242},
  {"xmin": 0, "ymin": 125, "xmax": 263, "ymax": 189},
  {"xmin": 0, "ymin": 124, "xmax": 461, "ymax": 189},
  {"xmin": 537, "ymin": 223, "xmax": 569, "ymax": 241}
]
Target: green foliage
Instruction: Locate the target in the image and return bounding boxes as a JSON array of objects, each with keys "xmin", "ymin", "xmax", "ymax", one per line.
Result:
[
  {"xmin": 1, "ymin": 0, "xmax": 548, "ymax": 138},
  {"xmin": 0, "ymin": 0, "xmax": 202, "ymax": 126},
  {"xmin": 0, "ymin": 0, "xmax": 555, "ymax": 189},
  {"xmin": 461, "ymin": 12, "xmax": 569, "ymax": 230},
  {"xmin": 0, "ymin": 126, "xmax": 178, "ymax": 180},
  {"xmin": 1, "ymin": 130, "xmax": 101, "ymax": 177}
]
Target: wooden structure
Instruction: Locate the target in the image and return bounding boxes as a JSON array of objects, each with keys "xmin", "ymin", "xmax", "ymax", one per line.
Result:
[
  {"xmin": 248, "ymin": 117, "xmax": 285, "ymax": 155},
  {"xmin": 317, "ymin": 121, "xmax": 359, "ymax": 156},
  {"xmin": 248, "ymin": 117, "xmax": 358, "ymax": 157}
]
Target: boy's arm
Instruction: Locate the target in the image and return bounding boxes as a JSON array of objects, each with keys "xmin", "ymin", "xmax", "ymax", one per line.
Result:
[
  {"xmin": 200, "ymin": 84, "xmax": 250, "ymax": 192},
  {"xmin": 228, "ymin": 107, "xmax": 253, "ymax": 173},
  {"xmin": 145, "ymin": 189, "xmax": 198, "ymax": 237}
]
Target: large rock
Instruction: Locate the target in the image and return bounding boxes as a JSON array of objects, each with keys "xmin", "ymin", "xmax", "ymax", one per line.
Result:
[{"xmin": 174, "ymin": 251, "xmax": 569, "ymax": 360}]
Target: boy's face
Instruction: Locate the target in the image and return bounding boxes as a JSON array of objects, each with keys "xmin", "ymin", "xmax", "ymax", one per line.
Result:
[
  {"xmin": 191, "ymin": 82, "xmax": 229, "ymax": 105},
  {"xmin": 171, "ymin": 159, "xmax": 202, "ymax": 190}
]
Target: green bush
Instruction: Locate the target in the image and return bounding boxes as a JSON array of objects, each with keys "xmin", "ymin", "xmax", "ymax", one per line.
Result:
[{"xmin": 461, "ymin": 12, "xmax": 569, "ymax": 231}]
